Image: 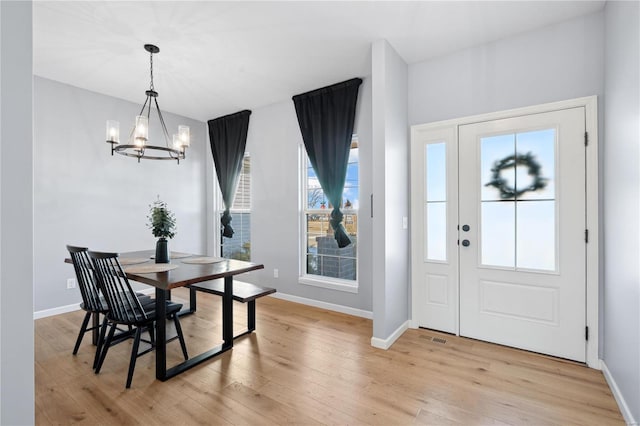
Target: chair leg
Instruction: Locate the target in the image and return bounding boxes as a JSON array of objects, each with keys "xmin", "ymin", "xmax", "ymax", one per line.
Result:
[
  {"xmin": 95, "ymin": 323, "xmax": 117, "ymax": 374},
  {"xmin": 126, "ymin": 328, "xmax": 142, "ymax": 389},
  {"xmin": 72, "ymin": 312, "xmax": 92, "ymax": 355},
  {"xmin": 93, "ymin": 316, "xmax": 109, "ymax": 370},
  {"xmin": 173, "ymin": 315, "xmax": 189, "ymax": 360}
]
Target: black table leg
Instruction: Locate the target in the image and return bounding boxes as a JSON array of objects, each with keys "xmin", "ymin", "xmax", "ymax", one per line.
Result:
[
  {"xmin": 247, "ymin": 300, "xmax": 256, "ymax": 333},
  {"xmin": 154, "ymin": 277, "xmax": 236, "ymax": 381},
  {"xmin": 222, "ymin": 275, "xmax": 233, "ymax": 350},
  {"xmin": 92, "ymin": 312, "xmax": 100, "ymax": 345},
  {"xmin": 155, "ymin": 288, "xmax": 168, "ymax": 381}
]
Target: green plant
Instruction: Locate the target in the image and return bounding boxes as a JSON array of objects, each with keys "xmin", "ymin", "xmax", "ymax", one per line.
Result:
[{"xmin": 147, "ymin": 197, "xmax": 176, "ymax": 239}]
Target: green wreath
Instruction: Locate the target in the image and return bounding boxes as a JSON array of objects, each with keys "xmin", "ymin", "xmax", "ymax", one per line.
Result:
[{"xmin": 485, "ymin": 152, "xmax": 547, "ymax": 199}]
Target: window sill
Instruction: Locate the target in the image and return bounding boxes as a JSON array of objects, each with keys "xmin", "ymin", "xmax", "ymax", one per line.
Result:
[{"xmin": 298, "ymin": 275, "xmax": 358, "ymax": 293}]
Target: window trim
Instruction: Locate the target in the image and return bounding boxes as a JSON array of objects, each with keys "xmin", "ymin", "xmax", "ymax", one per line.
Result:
[{"xmin": 299, "ymin": 139, "xmax": 359, "ymax": 292}]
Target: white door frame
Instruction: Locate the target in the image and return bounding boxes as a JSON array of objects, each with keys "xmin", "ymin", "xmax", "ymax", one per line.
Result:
[{"xmin": 410, "ymin": 96, "xmax": 599, "ymax": 369}]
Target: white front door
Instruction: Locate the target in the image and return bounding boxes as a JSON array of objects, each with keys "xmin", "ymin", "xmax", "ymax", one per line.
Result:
[{"xmin": 458, "ymin": 107, "xmax": 586, "ymax": 362}]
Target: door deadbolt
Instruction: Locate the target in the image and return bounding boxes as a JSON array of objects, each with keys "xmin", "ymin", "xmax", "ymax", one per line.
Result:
[{"xmin": 462, "ymin": 224, "xmax": 470, "ymax": 232}]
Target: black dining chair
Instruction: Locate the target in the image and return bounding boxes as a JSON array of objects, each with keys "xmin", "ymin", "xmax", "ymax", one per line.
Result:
[
  {"xmin": 66, "ymin": 245, "xmax": 152, "ymax": 369},
  {"xmin": 67, "ymin": 245, "xmax": 106, "ymax": 366},
  {"xmin": 88, "ymin": 250, "xmax": 188, "ymax": 388}
]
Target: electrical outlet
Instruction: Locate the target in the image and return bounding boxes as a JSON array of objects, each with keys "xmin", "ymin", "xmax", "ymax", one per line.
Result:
[
  {"xmin": 66, "ymin": 278, "xmax": 76, "ymax": 289},
  {"xmin": 273, "ymin": 268, "xmax": 279, "ymax": 278}
]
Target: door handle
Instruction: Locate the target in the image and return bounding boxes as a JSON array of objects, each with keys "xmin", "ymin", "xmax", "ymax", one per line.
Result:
[{"xmin": 462, "ymin": 239, "xmax": 470, "ymax": 247}]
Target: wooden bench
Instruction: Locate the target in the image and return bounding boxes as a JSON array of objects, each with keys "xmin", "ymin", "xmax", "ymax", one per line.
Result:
[{"xmin": 187, "ymin": 280, "xmax": 276, "ymax": 339}]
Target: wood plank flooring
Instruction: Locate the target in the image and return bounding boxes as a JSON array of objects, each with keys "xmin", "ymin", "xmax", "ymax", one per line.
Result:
[{"xmin": 35, "ymin": 288, "xmax": 624, "ymax": 425}]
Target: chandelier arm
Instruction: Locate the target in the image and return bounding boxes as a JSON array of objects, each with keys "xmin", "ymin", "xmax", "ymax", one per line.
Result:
[
  {"xmin": 154, "ymin": 97, "xmax": 179, "ymax": 159},
  {"xmin": 137, "ymin": 94, "xmax": 150, "ymax": 117}
]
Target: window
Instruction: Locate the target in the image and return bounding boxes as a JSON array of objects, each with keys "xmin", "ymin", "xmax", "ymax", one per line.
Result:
[
  {"xmin": 301, "ymin": 137, "xmax": 358, "ymax": 289},
  {"xmin": 425, "ymin": 142, "xmax": 447, "ymax": 261},
  {"xmin": 221, "ymin": 154, "xmax": 251, "ymax": 260},
  {"xmin": 480, "ymin": 129, "xmax": 556, "ymax": 271}
]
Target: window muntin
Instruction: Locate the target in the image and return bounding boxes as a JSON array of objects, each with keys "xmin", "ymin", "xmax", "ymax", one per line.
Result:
[
  {"xmin": 424, "ymin": 142, "xmax": 447, "ymax": 261},
  {"xmin": 302, "ymin": 138, "xmax": 358, "ymax": 283},
  {"xmin": 479, "ymin": 129, "xmax": 556, "ymax": 271}
]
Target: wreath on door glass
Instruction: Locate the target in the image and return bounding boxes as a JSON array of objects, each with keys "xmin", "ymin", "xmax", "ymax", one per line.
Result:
[{"xmin": 485, "ymin": 152, "xmax": 547, "ymax": 199}]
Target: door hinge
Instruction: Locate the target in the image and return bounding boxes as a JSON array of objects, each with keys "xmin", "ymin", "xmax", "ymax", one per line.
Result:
[
  {"xmin": 585, "ymin": 326, "xmax": 589, "ymax": 341},
  {"xmin": 370, "ymin": 194, "xmax": 373, "ymax": 218},
  {"xmin": 585, "ymin": 229, "xmax": 589, "ymax": 243},
  {"xmin": 584, "ymin": 132, "xmax": 588, "ymax": 146}
]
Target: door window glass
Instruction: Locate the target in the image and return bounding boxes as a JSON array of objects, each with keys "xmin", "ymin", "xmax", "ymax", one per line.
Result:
[
  {"xmin": 425, "ymin": 142, "xmax": 446, "ymax": 261},
  {"xmin": 480, "ymin": 129, "xmax": 556, "ymax": 271}
]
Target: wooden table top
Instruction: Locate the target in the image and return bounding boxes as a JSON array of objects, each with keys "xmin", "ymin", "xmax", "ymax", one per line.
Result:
[{"xmin": 66, "ymin": 249, "xmax": 264, "ymax": 291}]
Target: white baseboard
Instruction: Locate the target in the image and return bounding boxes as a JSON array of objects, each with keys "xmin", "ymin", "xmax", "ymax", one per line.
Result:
[
  {"xmin": 34, "ymin": 302, "xmax": 80, "ymax": 320},
  {"xmin": 371, "ymin": 320, "xmax": 410, "ymax": 350},
  {"xmin": 601, "ymin": 360, "xmax": 638, "ymax": 426},
  {"xmin": 34, "ymin": 289, "xmax": 371, "ymax": 323},
  {"xmin": 269, "ymin": 292, "xmax": 373, "ymax": 319},
  {"xmin": 33, "ymin": 288, "xmax": 156, "ymax": 320}
]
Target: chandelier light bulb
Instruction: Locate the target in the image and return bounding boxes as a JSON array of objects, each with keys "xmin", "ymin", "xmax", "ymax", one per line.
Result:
[
  {"xmin": 134, "ymin": 115, "xmax": 149, "ymax": 147},
  {"xmin": 178, "ymin": 125, "xmax": 190, "ymax": 147},
  {"xmin": 172, "ymin": 134, "xmax": 182, "ymax": 150},
  {"xmin": 106, "ymin": 120, "xmax": 120, "ymax": 144}
]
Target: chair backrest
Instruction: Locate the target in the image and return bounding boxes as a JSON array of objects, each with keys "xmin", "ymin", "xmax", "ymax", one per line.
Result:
[
  {"xmin": 88, "ymin": 250, "xmax": 148, "ymax": 324},
  {"xmin": 67, "ymin": 245, "xmax": 103, "ymax": 312}
]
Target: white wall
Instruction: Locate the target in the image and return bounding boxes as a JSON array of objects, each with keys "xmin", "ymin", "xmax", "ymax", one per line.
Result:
[
  {"xmin": 371, "ymin": 40, "xmax": 410, "ymax": 341},
  {"xmin": 1, "ymin": 2, "xmax": 35, "ymax": 424},
  {"xmin": 408, "ymin": 11, "xmax": 605, "ymax": 333},
  {"xmin": 234, "ymin": 77, "xmax": 373, "ymax": 312},
  {"xmin": 603, "ymin": 1, "xmax": 640, "ymax": 423},
  {"xmin": 409, "ymin": 11, "xmax": 604, "ymax": 125},
  {"xmin": 33, "ymin": 77, "xmax": 207, "ymax": 313}
]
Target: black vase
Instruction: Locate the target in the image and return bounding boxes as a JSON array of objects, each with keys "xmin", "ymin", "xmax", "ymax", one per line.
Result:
[{"xmin": 155, "ymin": 238, "xmax": 169, "ymax": 264}]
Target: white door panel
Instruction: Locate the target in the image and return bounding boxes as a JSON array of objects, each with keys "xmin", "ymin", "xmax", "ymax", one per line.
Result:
[
  {"xmin": 410, "ymin": 126, "xmax": 458, "ymax": 333},
  {"xmin": 459, "ymin": 107, "xmax": 586, "ymax": 362}
]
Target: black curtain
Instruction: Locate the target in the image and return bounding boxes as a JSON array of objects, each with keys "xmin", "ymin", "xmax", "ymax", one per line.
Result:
[
  {"xmin": 208, "ymin": 110, "xmax": 251, "ymax": 238},
  {"xmin": 293, "ymin": 78, "xmax": 362, "ymax": 248}
]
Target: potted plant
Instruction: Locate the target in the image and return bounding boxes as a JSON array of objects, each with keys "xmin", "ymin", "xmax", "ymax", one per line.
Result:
[{"xmin": 147, "ymin": 197, "xmax": 176, "ymax": 263}]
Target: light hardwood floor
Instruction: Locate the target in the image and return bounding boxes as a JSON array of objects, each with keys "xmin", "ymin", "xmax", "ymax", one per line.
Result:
[{"xmin": 36, "ymin": 288, "xmax": 623, "ymax": 425}]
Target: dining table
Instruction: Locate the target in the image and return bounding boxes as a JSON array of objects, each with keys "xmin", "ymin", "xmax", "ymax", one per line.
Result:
[{"xmin": 66, "ymin": 249, "xmax": 264, "ymax": 381}]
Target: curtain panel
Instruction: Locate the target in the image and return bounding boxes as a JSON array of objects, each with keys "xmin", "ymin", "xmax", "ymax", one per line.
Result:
[
  {"xmin": 208, "ymin": 109, "xmax": 251, "ymax": 238},
  {"xmin": 293, "ymin": 78, "xmax": 362, "ymax": 248}
]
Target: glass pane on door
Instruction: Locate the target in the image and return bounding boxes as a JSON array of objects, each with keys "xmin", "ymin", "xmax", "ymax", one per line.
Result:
[
  {"xmin": 517, "ymin": 200, "xmax": 555, "ymax": 270},
  {"xmin": 426, "ymin": 202, "xmax": 446, "ymax": 261},
  {"xmin": 516, "ymin": 129, "xmax": 555, "ymax": 200},
  {"xmin": 481, "ymin": 202, "xmax": 515, "ymax": 267},
  {"xmin": 425, "ymin": 142, "xmax": 447, "ymax": 261},
  {"xmin": 479, "ymin": 129, "xmax": 556, "ymax": 271}
]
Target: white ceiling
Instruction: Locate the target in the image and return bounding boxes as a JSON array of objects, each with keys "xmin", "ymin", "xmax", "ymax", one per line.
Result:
[{"xmin": 33, "ymin": 1, "xmax": 605, "ymax": 122}]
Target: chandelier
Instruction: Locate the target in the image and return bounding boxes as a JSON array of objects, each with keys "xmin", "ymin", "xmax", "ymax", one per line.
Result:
[{"xmin": 105, "ymin": 44, "xmax": 189, "ymax": 164}]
